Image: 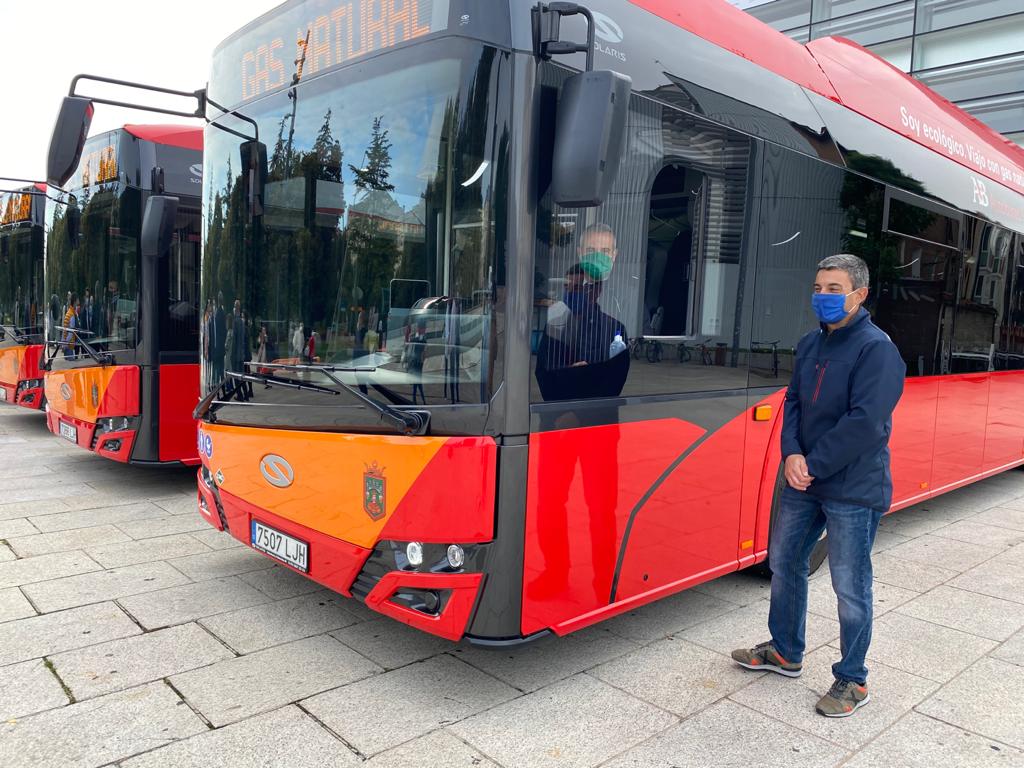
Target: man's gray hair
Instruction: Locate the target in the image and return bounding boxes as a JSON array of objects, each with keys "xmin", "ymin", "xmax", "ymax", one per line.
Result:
[{"xmin": 818, "ymin": 254, "xmax": 869, "ymax": 290}]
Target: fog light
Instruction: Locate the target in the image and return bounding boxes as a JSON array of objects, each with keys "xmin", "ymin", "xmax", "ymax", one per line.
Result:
[
  {"xmin": 103, "ymin": 438, "xmax": 122, "ymax": 452},
  {"xmin": 446, "ymin": 544, "xmax": 465, "ymax": 569},
  {"xmin": 406, "ymin": 541, "xmax": 424, "ymax": 567},
  {"xmin": 199, "ymin": 496, "xmax": 209, "ymax": 513}
]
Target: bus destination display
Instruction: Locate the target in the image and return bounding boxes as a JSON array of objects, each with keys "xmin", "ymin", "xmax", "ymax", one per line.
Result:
[{"xmin": 224, "ymin": 0, "xmax": 450, "ymax": 103}]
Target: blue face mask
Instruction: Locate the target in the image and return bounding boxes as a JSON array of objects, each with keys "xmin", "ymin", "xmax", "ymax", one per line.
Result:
[
  {"xmin": 564, "ymin": 288, "xmax": 592, "ymax": 314},
  {"xmin": 811, "ymin": 292, "xmax": 854, "ymax": 324}
]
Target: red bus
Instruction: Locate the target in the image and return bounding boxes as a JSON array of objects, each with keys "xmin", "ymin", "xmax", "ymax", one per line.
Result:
[
  {"xmin": 0, "ymin": 182, "xmax": 46, "ymax": 409},
  {"xmin": 53, "ymin": 0, "xmax": 1024, "ymax": 644},
  {"xmin": 43, "ymin": 125, "xmax": 203, "ymax": 465}
]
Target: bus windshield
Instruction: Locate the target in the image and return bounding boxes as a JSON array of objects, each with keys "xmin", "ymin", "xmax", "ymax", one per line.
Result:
[
  {"xmin": 45, "ymin": 132, "xmax": 141, "ymax": 363},
  {"xmin": 202, "ymin": 40, "xmax": 503, "ymax": 417},
  {"xmin": 0, "ymin": 191, "xmax": 44, "ymax": 342}
]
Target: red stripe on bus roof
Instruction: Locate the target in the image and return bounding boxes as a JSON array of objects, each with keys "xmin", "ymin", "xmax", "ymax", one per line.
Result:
[
  {"xmin": 806, "ymin": 37, "xmax": 1024, "ymax": 195},
  {"xmin": 628, "ymin": 0, "xmax": 839, "ymax": 98},
  {"xmin": 629, "ymin": 0, "xmax": 1024, "ymax": 194},
  {"xmin": 123, "ymin": 124, "xmax": 203, "ymax": 151}
]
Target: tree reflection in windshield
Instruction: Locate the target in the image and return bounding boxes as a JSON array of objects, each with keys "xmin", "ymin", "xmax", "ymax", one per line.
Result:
[{"xmin": 202, "ymin": 45, "xmax": 501, "ymax": 411}]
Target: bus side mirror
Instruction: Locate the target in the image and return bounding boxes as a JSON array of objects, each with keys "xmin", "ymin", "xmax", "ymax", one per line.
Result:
[
  {"xmin": 240, "ymin": 140, "xmax": 267, "ymax": 219},
  {"xmin": 551, "ymin": 70, "xmax": 631, "ymax": 208},
  {"xmin": 141, "ymin": 195, "xmax": 179, "ymax": 262},
  {"xmin": 47, "ymin": 97, "xmax": 94, "ymax": 187}
]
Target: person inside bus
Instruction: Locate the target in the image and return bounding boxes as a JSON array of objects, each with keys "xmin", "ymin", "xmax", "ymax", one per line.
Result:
[
  {"xmin": 732, "ymin": 254, "xmax": 905, "ymax": 719},
  {"xmin": 533, "ymin": 224, "xmax": 630, "ymax": 600}
]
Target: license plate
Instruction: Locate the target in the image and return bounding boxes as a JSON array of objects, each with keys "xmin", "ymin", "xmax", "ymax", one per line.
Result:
[
  {"xmin": 251, "ymin": 520, "xmax": 308, "ymax": 572},
  {"xmin": 0, "ymin": 389, "xmax": 6, "ymax": 401},
  {"xmin": 59, "ymin": 420, "xmax": 77, "ymax": 443}
]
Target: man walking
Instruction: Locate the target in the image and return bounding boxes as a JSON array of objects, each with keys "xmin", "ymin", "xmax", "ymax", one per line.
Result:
[{"xmin": 732, "ymin": 254, "xmax": 905, "ymax": 718}]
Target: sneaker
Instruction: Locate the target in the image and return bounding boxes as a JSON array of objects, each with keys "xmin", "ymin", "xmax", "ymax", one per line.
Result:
[
  {"xmin": 731, "ymin": 641, "xmax": 803, "ymax": 677},
  {"xmin": 816, "ymin": 679, "xmax": 870, "ymax": 717}
]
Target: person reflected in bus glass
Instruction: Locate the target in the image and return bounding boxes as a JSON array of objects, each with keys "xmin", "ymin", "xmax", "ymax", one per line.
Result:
[
  {"xmin": 406, "ymin": 317, "xmax": 428, "ymax": 405},
  {"xmin": 732, "ymin": 254, "xmax": 905, "ymax": 719},
  {"xmin": 533, "ymin": 224, "xmax": 630, "ymax": 600},
  {"xmin": 106, "ymin": 280, "xmax": 120, "ymax": 345},
  {"xmin": 62, "ymin": 293, "xmax": 80, "ymax": 359},
  {"xmin": 202, "ymin": 299, "xmax": 213, "ymax": 388}
]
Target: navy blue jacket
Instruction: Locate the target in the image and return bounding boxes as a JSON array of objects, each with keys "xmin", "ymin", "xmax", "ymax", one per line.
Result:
[{"xmin": 781, "ymin": 309, "xmax": 906, "ymax": 511}]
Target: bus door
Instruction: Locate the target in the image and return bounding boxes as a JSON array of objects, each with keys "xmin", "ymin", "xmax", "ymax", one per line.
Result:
[{"xmin": 523, "ymin": 82, "xmax": 756, "ymax": 635}]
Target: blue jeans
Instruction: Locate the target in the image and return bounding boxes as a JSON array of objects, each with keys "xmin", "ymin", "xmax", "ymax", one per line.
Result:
[{"xmin": 768, "ymin": 486, "xmax": 883, "ymax": 685}]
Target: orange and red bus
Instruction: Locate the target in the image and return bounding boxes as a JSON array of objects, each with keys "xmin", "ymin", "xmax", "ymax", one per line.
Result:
[
  {"xmin": 56, "ymin": 0, "xmax": 1024, "ymax": 645},
  {"xmin": 0, "ymin": 182, "xmax": 46, "ymax": 409},
  {"xmin": 43, "ymin": 125, "xmax": 203, "ymax": 465}
]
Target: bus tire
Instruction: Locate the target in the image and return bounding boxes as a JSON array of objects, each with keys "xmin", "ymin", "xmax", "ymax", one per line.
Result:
[{"xmin": 755, "ymin": 466, "xmax": 828, "ymax": 577}]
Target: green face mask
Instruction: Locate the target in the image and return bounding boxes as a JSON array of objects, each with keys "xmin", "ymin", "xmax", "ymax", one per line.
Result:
[{"xmin": 580, "ymin": 251, "xmax": 613, "ymax": 281}]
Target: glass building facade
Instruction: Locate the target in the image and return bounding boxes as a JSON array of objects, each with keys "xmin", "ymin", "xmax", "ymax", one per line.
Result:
[{"xmin": 730, "ymin": 0, "xmax": 1024, "ymax": 147}]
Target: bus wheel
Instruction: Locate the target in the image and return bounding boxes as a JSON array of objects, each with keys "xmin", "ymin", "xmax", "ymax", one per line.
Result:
[{"xmin": 755, "ymin": 467, "xmax": 828, "ymax": 577}]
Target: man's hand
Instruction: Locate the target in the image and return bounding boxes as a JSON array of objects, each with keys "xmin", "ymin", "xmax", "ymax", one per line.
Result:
[{"xmin": 784, "ymin": 454, "xmax": 814, "ymax": 491}]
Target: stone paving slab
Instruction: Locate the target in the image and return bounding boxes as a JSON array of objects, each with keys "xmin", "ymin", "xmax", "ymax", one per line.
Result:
[
  {"xmin": 114, "ymin": 513, "xmax": 212, "ymax": 539},
  {"xmin": 948, "ymin": 559, "xmax": 1024, "ymax": 605},
  {"xmin": 449, "ymin": 673, "xmax": 677, "ymax": 768},
  {"xmin": 117, "ymin": 576, "xmax": 272, "ymax": 629},
  {"xmin": 602, "ymin": 699, "xmax": 847, "ymax": 768},
  {"xmin": 0, "ymin": 517, "xmax": 39, "ymax": 538},
  {"xmin": 119, "ymin": 706, "xmax": 362, "ymax": 768},
  {"xmin": 929, "ymin": 518, "xmax": 1024, "ymax": 549},
  {"xmin": 992, "ymin": 628, "xmax": 1024, "ymax": 668},
  {"xmin": 0, "ymin": 682, "xmax": 206, "ymax": 768},
  {"xmin": 893, "ymin": 584, "xmax": 1024, "ymax": 642},
  {"xmin": 85, "ymin": 533, "xmax": 211, "ymax": 568},
  {"xmin": 842, "ymin": 711, "xmax": 1023, "ymax": 768},
  {"xmin": 169, "ymin": 634, "xmax": 382, "ymax": 726},
  {"xmin": 190, "ymin": 528, "xmax": 245, "ymax": 550},
  {"xmin": 916, "ymin": 656, "xmax": 1024, "ymax": 750},
  {"xmin": 237, "ymin": 562, "xmax": 325, "ymax": 599},
  {"xmin": 600, "ymin": 588, "xmax": 738, "ymax": 644},
  {"xmin": 303, "ymin": 654, "xmax": 519, "ymax": 757},
  {"xmin": 28, "ymin": 502, "xmax": 169, "ymax": 533},
  {"xmin": 452, "ymin": 627, "xmax": 636, "ymax": 693},
  {"xmin": 365, "ymin": 729, "xmax": 501, "ymax": 767},
  {"xmin": 331, "ymin": 618, "xmax": 461, "ymax": 671},
  {"xmin": 881, "ymin": 534, "xmax": 1002, "ymax": 573},
  {"xmin": 0, "ymin": 586, "xmax": 35, "ymax": 623},
  {"xmin": 22, "ymin": 560, "xmax": 191, "ymax": 613},
  {"xmin": 0, "ymin": 550, "xmax": 100, "ymax": 589},
  {"xmin": 7, "ymin": 524, "xmax": 132, "ymax": 558},
  {"xmin": 0, "ymin": 658, "xmax": 70, "ymax": 720},
  {"xmin": 200, "ymin": 590, "xmax": 361, "ymax": 653},
  {"xmin": 50, "ymin": 622, "xmax": 236, "ymax": 700},
  {"xmin": 169, "ymin": 547, "xmax": 275, "ymax": 581},
  {"xmin": 967, "ymin": 506, "xmax": 1024, "ymax": 532},
  {"xmin": 591, "ymin": 636, "xmax": 757, "ymax": 718},
  {"xmin": 0, "ymin": 602, "xmax": 141, "ymax": 666}
]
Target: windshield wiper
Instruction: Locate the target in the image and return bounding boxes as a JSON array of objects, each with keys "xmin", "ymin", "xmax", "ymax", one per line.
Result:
[
  {"xmin": 192, "ymin": 370, "xmax": 342, "ymax": 420},
  {"xmin": 46, "ymin": 326, "xmax": 113, "ymax": 367},
  {"xmin": 257, "ymin": 362, "xmax": 429, "ymax": 436}
]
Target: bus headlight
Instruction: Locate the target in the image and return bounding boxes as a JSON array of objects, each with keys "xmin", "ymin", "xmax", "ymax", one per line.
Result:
[
  {"xmin": 446, "ymin": 544, "xmax": 465, "ymax": 569},
  {"xmin": 405, "ymin": 541, "xmax": 424, "ymax": 567}
]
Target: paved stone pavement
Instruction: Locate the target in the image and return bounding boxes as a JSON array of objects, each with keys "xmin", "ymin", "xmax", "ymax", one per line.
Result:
[{"xmin": 0, "ymin": 405, "xmax": 1023, "ymax": 768}]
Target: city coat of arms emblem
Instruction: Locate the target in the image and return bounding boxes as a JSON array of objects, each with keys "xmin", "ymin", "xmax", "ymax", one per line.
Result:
[{"xmin": 363, "ymin": 462, "xmax": 386, "ymax": 521}]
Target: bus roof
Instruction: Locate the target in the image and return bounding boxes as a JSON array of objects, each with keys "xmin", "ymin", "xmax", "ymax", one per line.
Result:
[
  {"xmin": 123, "ymin": 124, "xmax": 203, "ymax": 151},
  {"xmin": 631, "ymin": 0, "xmax": 1024, "ymax": 197}
]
